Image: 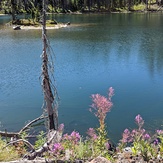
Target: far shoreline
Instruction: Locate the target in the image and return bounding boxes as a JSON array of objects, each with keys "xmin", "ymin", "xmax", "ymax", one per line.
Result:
[
  {"xmin": 1, "ymin": 9, "xmax": 162, "ymax": 30},
  {"xmin": 0, "ymin": 7, "xmax": 163, "ymax": 18}
]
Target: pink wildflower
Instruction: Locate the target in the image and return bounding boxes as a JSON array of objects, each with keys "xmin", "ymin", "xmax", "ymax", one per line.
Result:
[
  {"xmin": 58, "ymin": 123, "xmax": 64, "ymax": 133},
  {"xmin": 131, "ymin": 128, "xmax": 145, "ymax": 138},
  {"xmin": 63, "ymin": 131, "xmax": 80, "ymax": 144},
  {"xmin": 131, "ymin": 129, "xmax": 137, "ymax": 135},
  {"xmin": 63, "ymin": 133, "xmax": 71, "ymax": 141},
  {"xmin": 143, "ymin": 133, "xmax": 150, "ymax": 140},
  {"xmin": 156, "ymin": 130, "xmax": 163, "ymax": 135},
  {"xmin": 105, "ymin": 142, "xmax": 111, "ymax": 150},
  {"xmin": 135, "ymin": 114, "xmax": 144, "ymax": 128},
  {"xmin": 70, "ymin": 131, "xmax": 81, "ymax": 143},
  {"xmin": 90, "ymin": 87, "xmax": 114, "ymax": 130},
  {"xmin": 53, "ymin": 143, "xmax": 64, "ymax": 154},
  {"xmin": 91, "ymin": 94, "xmax": 113, "ymax": 116},
  {"xmin": 154, "ymin": 139, "xmax": 159, "ymax": 145},
  {"xmin": 87, "ymin": 128, "xmax": 98, "ymax": 140},
  {"xmin": 122, "ymin": 129, "xmax": 132, "ymax": 143}
]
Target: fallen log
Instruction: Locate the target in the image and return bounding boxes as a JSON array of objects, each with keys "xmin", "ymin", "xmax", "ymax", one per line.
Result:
[
  {"xmin": 0, "ymin": 120, "xmax": 62, "ymax": 160},
  {"xmin": 18, "ymin": 115, "xmax": 45, "ymax": 134},
  {"xmin": 3, "ymin": 139, "xmax": 34, "ymax": 151},
  {"xmin": 0, "ymin": 131, "xmax": 19, "ymax": 138},
  {"xmin": 0, "ymin": 115, "xmax": 46, "ymax": 138},
  {"xmin": 13, "ymin": 25, "xmax": 21, "ymax": 30}
]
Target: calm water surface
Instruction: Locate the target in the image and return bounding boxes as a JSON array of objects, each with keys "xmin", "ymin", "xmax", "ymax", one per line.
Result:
[{"xmin": 0, "ymin": 13, "xmax": 163, "ymax": 143}]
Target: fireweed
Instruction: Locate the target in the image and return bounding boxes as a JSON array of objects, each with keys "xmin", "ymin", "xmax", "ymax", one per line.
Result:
[
  {"xmin": 51, "ymin": 88, "xmax": 163, "ymax": 161},
  {"xmin": 90, "ymin": 87, "xmax": 114, "ymax": 131},
  {"xmin": 155, "ymin": 129, "xmax": 163, "ymax": 154},
  {"xmin": 89, "ymin": 87, "xmax": 114, "ymax": 158},
  {"xmin": 52, "ymin": 143, "xmax": 64, "ymax": 157},
  {"xmin": 118, "ymin": 114, "xmax": 158, "ymax": 161},
  {"xmin": 51, "ymin": 87, "xmax": 114, "ymax": 161}
]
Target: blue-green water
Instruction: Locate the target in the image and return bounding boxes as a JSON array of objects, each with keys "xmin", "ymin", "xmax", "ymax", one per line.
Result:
[{"xmin": 0, "ymin": 13, "xmax": 163, "ymax": 143}]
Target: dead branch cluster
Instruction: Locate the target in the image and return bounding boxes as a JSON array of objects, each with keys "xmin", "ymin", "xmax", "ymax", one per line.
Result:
[{"xmin": 0, "ymin": 115, "xmax": 61, "ymax": 160}]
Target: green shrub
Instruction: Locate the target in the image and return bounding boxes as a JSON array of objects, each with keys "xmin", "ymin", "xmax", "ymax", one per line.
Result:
[
  {"xmin": 0, "ymin": 137, "xmax": 19, "ymax": 162},
  {"xmin": 132, "ymin": 3, "xmax": 146, "ymax": 10},
  {"xmin": 34, "ymin": 131, "xmax": 46, "ymax": 149}
]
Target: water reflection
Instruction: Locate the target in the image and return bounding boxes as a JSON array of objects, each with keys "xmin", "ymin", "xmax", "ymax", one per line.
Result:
[{"xmin": 139, "ymin": 29, "xmax": 163, "ymax": 76}]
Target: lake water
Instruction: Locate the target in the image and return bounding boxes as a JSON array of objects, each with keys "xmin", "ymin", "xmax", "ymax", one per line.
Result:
[{"xmin": 0, "ymin": 13, "xmax": 163, "ymax": 143}]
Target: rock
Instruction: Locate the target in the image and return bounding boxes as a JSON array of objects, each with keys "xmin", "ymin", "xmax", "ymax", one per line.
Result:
[
  {"xmin": 13, "ymin": 25, "xmax": 21, "ymax": 30},
  {"xmin": 123, "ymin": 147, "xmax": 132, "ymax": 153},
  {"xmin": 66, "ymin": 22, "xmax": 71, "ymax": 25},
  {"xmin": 89, "ymin": 156, "xmax": 111, "ymax": 163}
]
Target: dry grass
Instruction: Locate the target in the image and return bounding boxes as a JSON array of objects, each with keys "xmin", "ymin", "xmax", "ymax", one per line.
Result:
[{"xmin": 0, "ymin": 137, "xmax": 20, "ymax": 162}]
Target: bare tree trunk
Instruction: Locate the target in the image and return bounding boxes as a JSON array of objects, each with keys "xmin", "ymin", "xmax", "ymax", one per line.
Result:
[
  {"xmin": 128, "ymin": 0, "xmax": 131, "ymax": 11},
  {"xmin": 41, "ymin": 0, "xmax": 58, "ymax": 131},
  {"xmin": 145, "ymin": 0, "xmax": 148, "ymax": 10},
  {"xmin": 11, "ymin": 0, "xmax": 16, "ymax": 21},
  {"xmin": 97, "ymin": 0, "xmax": 100, "ymax": 10}
]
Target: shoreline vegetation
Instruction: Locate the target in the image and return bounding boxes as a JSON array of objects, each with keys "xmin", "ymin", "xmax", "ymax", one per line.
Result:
[
  {"xmin": 1, "ymin": 88, "xmax": 163, "ymax": 163},
  {"xmin": 3, "ymin": 6, "xmax": 163, "ymax": 30},
  {"xmin": 0, "ymin": 4, "xmax": 162, "ymax": 30},
  {"xmin": 0, "ymin": 1, "xmax": 163, "ymax": 15},
  {"xmin": 0, "ymin": 2, "xmax": 162, "ymax": 29}
]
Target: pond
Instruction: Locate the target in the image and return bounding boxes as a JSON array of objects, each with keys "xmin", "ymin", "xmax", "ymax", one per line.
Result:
[{"xmin": 0, "ymin": 13, "xmax": 163, "ymax": 143}]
